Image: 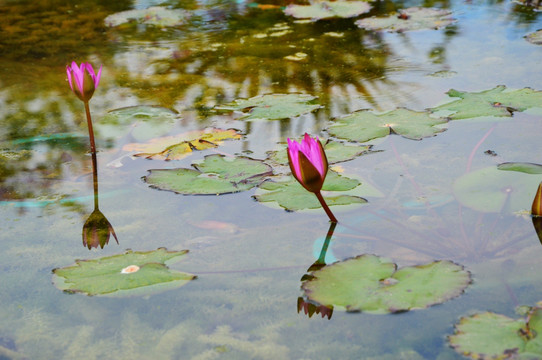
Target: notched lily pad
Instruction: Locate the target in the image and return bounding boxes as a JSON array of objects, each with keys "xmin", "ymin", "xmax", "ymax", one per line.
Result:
[
  {"xmin": 98, "ymin": 105, "xmax": 179, "ymax": 142},
  {"xmin": 498, "ymin": 162, "xmax": 542, "ymax": 175},
  {"xmin": 284, "ymin": 1, "xmax": 371, "ymax": 20},
  {"xmin": 124, "ymin": 128, "xmax": 242, "ymax": 161},
  {"xmin": 144, "ymin": 154, "xmax": 273, "ymax": 195},
  {"xmin": 104, "ymin": 6, "xmax": 190, "ymax": 27},
  {"xmin": 355, "ymin": 7, "xmax": 455, "ymax": 32},
  {"xmin": 327, "ymin": 108, "xmax": 447, "ymax": 143},
  {"xmin": 302, "ymin": 254, "xmax": 471, "ymax": 314},
  {"xmin": 253, "ymin": 171, "xmax": 367, "ymax": 211},
  {"xmin": 215, "ymin": 93, "xmax": 322, "ymax": 120},
  {"xmin": 526, "ymin": 30, "xmax": 542, "ymax": 45},
  {"xmin": 265, "ymin": 140, "xmax": 372, "ymax": 169},
  {"xmin": 453, "ymin": 166, "xmax": 542, "ymax": 213},
  {"xmin": 52, "ymin": 248, "xmax": 195, "ymax": 297},
  {"xmin": 449, "ymin": 305, "xmax": 542, "ymax": 359},
  {"xmin": 432, "ymin": 86, "xmax": 542, "ymax": 120}
]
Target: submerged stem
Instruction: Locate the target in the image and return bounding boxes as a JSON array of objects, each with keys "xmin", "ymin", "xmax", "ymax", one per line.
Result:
[
  {"xmin": 315, "ymin": 191, "xmax": 338, "ymax": 223},
  {"xmin": 84, "ymin": 101, "xmax": 96, "ymax": 154}
]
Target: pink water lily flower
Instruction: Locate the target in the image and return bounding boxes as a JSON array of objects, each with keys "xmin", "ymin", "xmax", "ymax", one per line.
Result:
[
  {"xmin": 287, "ymin": 133, "xmax": 328, "ymax": 194},
  {"xmin": 66, "ymin": 61, "xmax": 102, "ymax": 102},
  {"xmin": 287, "ymin": 133, "xmax": 337, "ymax": 223}
]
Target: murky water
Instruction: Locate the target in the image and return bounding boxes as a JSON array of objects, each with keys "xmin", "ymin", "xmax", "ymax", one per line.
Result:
[{"xmin": 2, "ymin": 0, "xmax": 542, "ymax": 358}]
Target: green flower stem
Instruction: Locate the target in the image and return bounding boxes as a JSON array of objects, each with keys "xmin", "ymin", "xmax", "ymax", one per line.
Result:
[
  {"xmin": 84, "ymin": 100, "xmax": 97, "ymax": 154},
  {"xmin": 315, "ymin": 191, "xmax": 338, "ymax": 223}
]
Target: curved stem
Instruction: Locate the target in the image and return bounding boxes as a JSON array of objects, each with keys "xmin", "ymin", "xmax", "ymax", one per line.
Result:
[
  {"xmin": 315, "ymin": 191, "xmax": 338, "ymax": 223},
  {"xmin": 84, "ymin": 101, "xmax": 97, "ymax": 154}
]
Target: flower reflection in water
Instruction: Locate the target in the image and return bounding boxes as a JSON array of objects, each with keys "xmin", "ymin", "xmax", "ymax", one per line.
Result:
[
  {"xmin": 298, "ymin": 222, "xmax": 336, "ymax": 320},
  {"xmin": 82, "ymin": 152, "xmax": 118, "ymax": 250}
]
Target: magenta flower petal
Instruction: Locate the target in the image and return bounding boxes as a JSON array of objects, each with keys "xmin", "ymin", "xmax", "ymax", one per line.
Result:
[
  {"xmin": 66, "ymin": 61, "xmax": 102, "ymax": 102},
  {"xmin": 286, "ymin": 133, "xmax": 328, "ymax": 193}
]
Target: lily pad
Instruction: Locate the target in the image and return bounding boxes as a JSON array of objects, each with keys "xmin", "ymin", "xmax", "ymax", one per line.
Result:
[
  {"xmin": 253, "ymin": 171, "xmax": 367, "ymax": 211},
  {"xmin": 302, "ymin": 254, "xmax": 470, "ymax": 314},
  {"xmin": 266, "ymin": 140, "xmax": 372, "ymax": 168},
  {"xmin": 453, "ymin": 166, "xmax": 542, "ymax": 213},
  {"xmin": 124, "ymin": 128, "xmax": 242, "ymax": 161},
  {"xmin": 498, "ymin": 162, "xmax": 542, "ymax": 175},
  {"xmin": 432, "ymin": 86, "xmax": 542, "ymax": 120},
  {"xmin": 327, "ymin": 108, "xmax": 447, "ymax": 143},
  {"xmin": 215, "ymin": 93, "xmax": 322, "ymax": 121},
  {"xmin": 104, "ymin": 6, "xmax": 190, "ymax": 27},
  {"xmin": 355, "ymin": 7, "xmax": 455, "ymax": 32},
  {"xmin": 526, "ymin": 30, "xmax": 542, "ymax": 45},
  {"xmin": 284, "ymin": 1, "xmax": 371, "ymax": 20},
  {"xmin": 144, "ymin": 154, "xmax": 273, "ymax": 195},
  {"xmin": 449, "ymin": 305, "xmax": 542, "ymax": 359},
  {"xmin": 52, "ymin": 248, "xmax": 195, "ymax": 297},
  {"xmin": 98, "ymin": 105, "xmax": 179, "ymax": 142}
]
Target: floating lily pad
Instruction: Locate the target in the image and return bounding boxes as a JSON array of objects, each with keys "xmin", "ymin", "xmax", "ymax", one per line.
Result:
[
  {"xmin": 144, "ymin": 154, "xmax": 273, "ymax": 195},
  {"xmin": 284, "ymin": 1, "xmax": 371, "ymax": 20},
  {"xmin": 124, "ymin": 128, "xmax": 242, "ymax": 161},
  {"xmin": 98, "ymin": 105, "xmax": 179, "ymax": 142},
  {"xmin": 104, "ymin": 6, "xmax": 190, "ymax": 27},
  {"xmin": 498, "ymin": 162, "xmax": 542, "ymax": 175},
  {"xmin": 432, "ymin": 86, "xmax": 542, "ymax": 120},
  {"xmin": 453, "ymin": 166, "xmax": 542, "ymax": 213},
  {"xmin": 355, "ymin": 7, "xmax": 455, "ymax": 32},
  {"xmin": 52, "ymin": 248, "xmax": 195, "ymax": 297},
  {"xmin": 449, "ymin": 305, "xmax": 542, "ymax": 359},
  {"xmin": 526, "ymin": 30, "xmax": 542, "ymax": 45},
  {"xmin": 253, "ymin": 171, "xmax": 367, "ymax": 211},
  {"xmin": 302, "ymin": 254, "xmax": 470, "ymax": 314},
  {"xmin": 215, "ymin": 94, "xmax": 322, "ymax": 121},
  {"xmin": 327, "ymin": 108, "xmax": 447, "ymax": 143},
  {"xmin": 266, "ymin": 140, "xmax": 371, "ymax": 169}
]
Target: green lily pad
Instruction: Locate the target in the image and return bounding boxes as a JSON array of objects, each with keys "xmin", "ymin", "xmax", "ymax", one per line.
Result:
[
  {"xmin": 327, "ymin": 108, "xmax": 447, "ymax": 143},
  {"xmin": 453, "ymin": 166, "xmax": 542, "ymax": 213},
  {"xmin": 526, "ymin": 30, "xmax": 542, "ymax": 45},
  {"xmin": 432, "ymin": 86, "xmax": 542, "ymax": 120},
  {"xmin": 449, "ymin": 306, "xmax": 542, "ymax": 359},
  {"xmin": 498, "ymin": 162, "xmax": 542, "ymax": 175},
  {"xmin": 97, "ymin": 105, "xmax": 179, "ymax": 142},
  {"xmin": 253, "ymin": 171, "xmax": 367, "ymax": 211},
  {"xmin": 302, "ymin": 254, "xmax": 470, "ymax": 314},
  {"xmin": 215, "ymin": 93, "xmax": 322, "ymax": 121},
  {"xmin": 266, "ymin": 140, "xmax": 371, "ymax": 168},
  {"xmin": 104, "ymin": 6, "xmax": 190, "ymax": 27},
  {"xmin": 284, "ymin": 1, "xmax": 371, "ymax": 20},
  {"xmin": 52, "ymin": 248, "xmax": 196, "ymax": 297},
  {"xmin": 144, "ymin": 154, "xmax": 273, "ymax": 195},
  {"xmin": 124, "ymin": 128, "xmax": 242, "ymax": 161},
  {"xmin": 355, "ymin": 7, "xmax": 455, "ymax": 32}
]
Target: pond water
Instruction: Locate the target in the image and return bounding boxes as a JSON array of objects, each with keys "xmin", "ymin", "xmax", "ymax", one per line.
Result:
[{"xmin": 2, "ymin": 0, "xmax": 542, "ymax": 358}]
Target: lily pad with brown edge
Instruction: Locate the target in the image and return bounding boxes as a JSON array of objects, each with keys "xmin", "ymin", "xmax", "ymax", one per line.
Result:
[
  {"xmin": 355, "ymin": 7, "xmax": 455, "ymax": 32},
  {"xmin": 265, "ymin": 139, "xmax": 372, "ymax": 170},
  {"xmin": 97, "ymin": 105, "xmax": 179, "ymax": 142},
  {"xmin": 123, "ymin": 128, "xmax": 242, "ymax": 161},
  {"xmin": 284, "ymin": 1, "xmax": 371, "ymax": 20},
  {"xmin": 302, "ymin": 254, "xmax": 471, "ymax": 314},
  {"xmin": 453, "ymin": 166, "xmax": 542, "ymax": 213},
  {"xmin": 144, "ymin": 154, "xmax": 273, "ymax": 195},
  {"xmin": 431, "ymin": 86, "xmax": 542, "ymax": 120},
  {"xmin": 104, "ymin": 6, "xmax": 190, "ymax": 27},
  {"xmin": 526, "ymin": 30, "xmax": 542, "ymax": 45},
  {"xmin": 326, "ymin": 108, "xmax": 448, "ymax": 143},
  {"xmin": 52, "ymin": 248, "xmax": 196, "ymax": 297},
  {"xmin": 253, "ymin": 171, "xmax": 367, "ymax": 211},
  {"xmin": 448, "ymin": 305, "xmax": 542, "ymax": 359},
  {"xmin": 214, "ymin": 93, "xmax": 322, "ymax": 121}
]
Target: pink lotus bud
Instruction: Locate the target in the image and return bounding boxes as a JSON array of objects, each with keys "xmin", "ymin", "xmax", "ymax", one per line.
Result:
[
  {"xmin": 66, "ymin": 61, "xmax": 102, "ymax": 102},
  {"xmin": 287, "ymin": 133, "xmax": 328, "ymax": 194}
]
